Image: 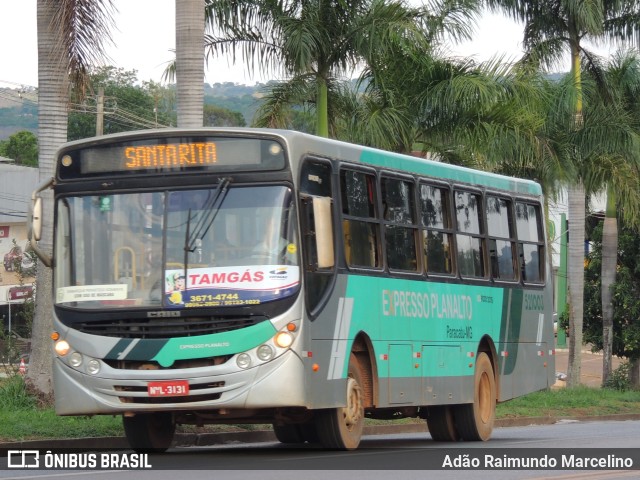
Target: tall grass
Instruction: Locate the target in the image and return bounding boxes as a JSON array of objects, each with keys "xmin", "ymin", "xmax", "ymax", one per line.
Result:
[{"xmin": 0, "ymin": 375, "xmax": 37, "ymax": 410}]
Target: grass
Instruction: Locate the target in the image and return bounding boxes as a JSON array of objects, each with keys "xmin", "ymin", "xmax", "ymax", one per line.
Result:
[{"xmin": 1, "ymin": 375, "xmax": 639, "ymax": 443}]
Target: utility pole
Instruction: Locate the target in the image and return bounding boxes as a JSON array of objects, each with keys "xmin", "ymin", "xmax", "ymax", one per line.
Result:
[{"xmin": 96, "ymin": 86, "xmax": 104, "ymax": 136}]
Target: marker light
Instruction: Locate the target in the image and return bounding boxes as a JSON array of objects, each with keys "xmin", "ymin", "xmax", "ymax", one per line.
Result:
[
  {"xmin": 50, "ymin": 332, "xmax": 60, "ymax": 341},
  {"xmin": 54, "ymin": 340, "xmax": 70, "ymax": 356},
  {"xmin": 274, "ymin": 331, "xmax": 293, "ymax": 349}
]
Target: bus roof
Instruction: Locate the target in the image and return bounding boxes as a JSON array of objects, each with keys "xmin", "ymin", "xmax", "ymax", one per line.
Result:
[{"xmin": 57, "ymin": 128, "xmax": 542, "ymax": 197}]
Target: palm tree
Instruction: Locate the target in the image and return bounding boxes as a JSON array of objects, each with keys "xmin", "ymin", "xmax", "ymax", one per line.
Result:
[
  {"xmin": 204, "ymin": 0, "xmax": 479, "ymax": 137},
  {"xmin": 29, "ymin": 0, "xmax": 115, "ymax": 395},
  {"xmin": 590, "ymin": 52, "xmax": 640, "ymax": 384},
  {"xmin": 486, "ymin": 0, "xmax": 640, "ymax": 387},
  {"xmin": 176, "ymin": 0, "xmax": 205, "ymax": 127}
]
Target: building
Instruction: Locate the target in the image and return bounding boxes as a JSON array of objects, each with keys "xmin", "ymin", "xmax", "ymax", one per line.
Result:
[{"xmin": 0, "ymin": 159, "xmax": 38, "ymax": 336}]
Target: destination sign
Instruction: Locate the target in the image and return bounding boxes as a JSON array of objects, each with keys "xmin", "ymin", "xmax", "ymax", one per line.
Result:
[
  {"xmin": 124, "ymin": 142, "xmax": 218, "ymax": 169},
  {"xmin": 57, "ymin": 134, "xmax": 286, "ymax": 179}
]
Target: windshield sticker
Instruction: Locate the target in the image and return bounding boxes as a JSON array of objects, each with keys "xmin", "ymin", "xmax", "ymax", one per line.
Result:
[
  {"xmin": 164, "ymin": 265, "xmax": 300, "ymax": 307},
  {"xmin": 57, "ymin": 284, "xmax": 128, "ymax": 303}
]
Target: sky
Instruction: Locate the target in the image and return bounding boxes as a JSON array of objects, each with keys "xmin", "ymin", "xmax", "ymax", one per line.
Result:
[{"xmin": 0, "ymin": 0, "xmax": 616, "ymax": 90}]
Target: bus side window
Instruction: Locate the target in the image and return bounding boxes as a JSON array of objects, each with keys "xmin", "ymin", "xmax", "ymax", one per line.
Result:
[
  {"xmin": 340, "ymin": 168, "xmax": 381, "ymax": 269},
  {"xmin": 381, "ymin": 176, "xmax": 418, "ymax": 272},
  {"xmin": 419, "ymin": 183, "xmax": 454, "ymax": 275},
  {"xmin": 454, "ymin": 189, "xmax": 486, "ymax": 278},
  {"xmin": 486, "ymin": 195, "xmax": 517, "ymax": 281},
  {"xmin": 515, "ymin": 201, "xmax": 545, "ymax": 283}
]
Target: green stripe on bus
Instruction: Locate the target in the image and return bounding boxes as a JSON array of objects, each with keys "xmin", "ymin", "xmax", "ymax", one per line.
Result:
[
  {"xmin": 152, "ymin": 320, "xmax": 277, "ymax": 367},
  {"xmin": 360, "ymin": 150, "xmax": 541, "ymax": 195}
]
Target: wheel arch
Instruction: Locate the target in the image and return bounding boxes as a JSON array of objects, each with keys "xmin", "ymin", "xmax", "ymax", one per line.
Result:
[
  {"xmin": 477, "ymin": 335, "xmax": 499, "ymax": 400},
  {"xmin": 350, "ymin": 332, "xmax": 377, "ymax": 408}
]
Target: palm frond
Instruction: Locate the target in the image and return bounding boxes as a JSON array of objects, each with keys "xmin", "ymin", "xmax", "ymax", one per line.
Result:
[{"xmin": 48, "ymin": 0, "xmax": 116, "ymax": 97}]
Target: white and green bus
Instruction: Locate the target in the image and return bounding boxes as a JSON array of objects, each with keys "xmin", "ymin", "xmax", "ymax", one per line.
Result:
[{"xmin": 29, "ymin": 128, "xmax": 555, "ymax": 451}]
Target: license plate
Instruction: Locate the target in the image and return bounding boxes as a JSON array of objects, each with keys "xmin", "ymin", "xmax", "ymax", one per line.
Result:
[{"xmin": 147, "ymin": 380, "xmax": 190, "ymax": 397}]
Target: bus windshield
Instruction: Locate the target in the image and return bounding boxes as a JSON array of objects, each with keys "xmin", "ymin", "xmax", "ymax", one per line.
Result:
[{"xmin": 54, "ymin": 185, "xmax": 300, "ymax": 310}]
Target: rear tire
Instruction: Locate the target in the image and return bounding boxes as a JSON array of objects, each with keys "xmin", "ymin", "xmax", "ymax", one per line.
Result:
[
  {"xmin": 454, "ymin": 352, "xmax": 496, "ymax": 441},
  {"xmin": 315, "ymin": 353, "xmax": 364, "ymax": 450},
  {"xmin": 123, "ymin": 412, "xmax": 175, "ymax": 453},
  {"xmin": 426, "ymin": 405, "xmax": 460, "ymax": 441}
]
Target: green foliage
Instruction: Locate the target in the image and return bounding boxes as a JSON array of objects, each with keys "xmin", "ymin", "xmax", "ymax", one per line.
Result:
[
  {"xmin": 203, "ymin": 104, "xmax": 246, "ymax": 127},
  {"xmin": 0, "ymin": 375, "xmax": 37, "ymax": 410},
  {"xmin": 0, "ymin": 101, "xmax": 38, "ymax": 132},
  {"xmin": 603, "ymin": 362, "xmax": 632, "ymax": 391},
  {"xmin": 68, "ymin": 67, "xmax": 176, "ymax": 140},
  {"xmin": 584, "ymin": 223, "xmax": 640, "ymax": 361},
  {"xmin": 0, "ymin": 130, "xmax": 38, "ymax": 166}
]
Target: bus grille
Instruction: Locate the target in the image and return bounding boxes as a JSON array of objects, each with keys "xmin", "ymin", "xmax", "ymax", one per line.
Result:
[{"xmin": 74, "ymin": 315, "xmax": 268, "ymax": 339}]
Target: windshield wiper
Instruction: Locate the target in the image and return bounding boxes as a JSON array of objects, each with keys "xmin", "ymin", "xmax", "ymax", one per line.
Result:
[{"xmin": 183, "ymin": 177, "xmax": 231, "ymax": 266}]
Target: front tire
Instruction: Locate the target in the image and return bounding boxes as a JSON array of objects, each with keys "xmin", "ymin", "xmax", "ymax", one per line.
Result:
[
  {"xmin": 315, "ymin": 353, "xmax": 364, "ymax": 450},
  {"xmin": 454, "ymin": 352, "xmax": 496, "ymax": 441},
  {"xmin": 273, "ymin": 422, "xmax": 318, "ymax": 444},
  {"xmin": 123, "ymin": 412, "xmax": 175, "ymax": 453}
]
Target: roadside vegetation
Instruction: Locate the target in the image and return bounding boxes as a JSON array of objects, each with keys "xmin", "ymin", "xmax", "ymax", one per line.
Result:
[{"xmin": 1, "ymin": 374, "xmax": 638, "ymax": 443}]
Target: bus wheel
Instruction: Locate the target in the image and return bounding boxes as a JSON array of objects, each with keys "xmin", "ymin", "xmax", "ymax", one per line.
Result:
[
  {"xmin": 273, "ymin": 422, "xmax": 318, "ymax": 444},
  {"xmin": 454, "ymin": 352, "xmax": 496, "ymax": 441},
  {"xmin": 315, "ymin": 354, "xmax": 364, "ymax": 450},
  {"xmin": 122, "ymin": 412, "xmax": 175, "ymax": 453},
  {"xmin": 426, "ymin": 406, "xmax": 460, "ymax": 442},
  {"xmin": 273, "ymin": 424, "xmax": 304, "ymax": 444}
]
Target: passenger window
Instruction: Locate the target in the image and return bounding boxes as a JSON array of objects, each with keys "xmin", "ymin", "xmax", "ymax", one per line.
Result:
[
  {"xmin": 382, "ymin": 177, "xmax": 418, "ymax": 271},
  {"xmin": 454, "ymin": 190, "xmax": 485, "ymax": 278},
  {"xmin": 515, "ymin": 202, "xmax": 545, "ymax": 283},
  {"xmin": 486, "ymin": 195, "xmax": 516, "ymax": 281},
  {"xmin": 419, "ymin": 184, "xmax": 454, "ymax": 274},
  {"xmin": 340, "ymin": 169, "xmax": 381, "ymax": 268}
]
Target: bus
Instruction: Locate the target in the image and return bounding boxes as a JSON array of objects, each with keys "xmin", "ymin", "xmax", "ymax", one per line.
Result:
[{"xmin": 28, "ymin": 128, "xmax": 555, "ymax": 451}]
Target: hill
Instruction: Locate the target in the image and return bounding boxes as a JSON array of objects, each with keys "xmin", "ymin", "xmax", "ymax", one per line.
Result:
[{"xmin": 0, "ymin": 82, "xmax": 269, "ymax": 141}]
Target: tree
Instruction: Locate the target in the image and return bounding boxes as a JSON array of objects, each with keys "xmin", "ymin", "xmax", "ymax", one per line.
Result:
[
  {"xmin": 30, "ymin": 0, "xmax": 115, "ymax": 396},
  {"xmin": 176, "ymin": 0, "xmax": 204, "ymax": 127},
  {"xmin": 0, "ymin": 131, "xmax": 38, "ymax": 166},
  {"xmin": 68, "ymin": 67, "xmax": 174, "ymax": 140},
  {"xmin": 592, "ymin": 52, "xmax": 640, "ymax": 384},
  {"xmin": 584, "ymin": 223, "xmax": 640, "ymax": 387},
  {"xmin": 205, "ymin": 0, "xmax": 477, "ymax": 137},
  {"xmin": 203, "ymin": 104, "xmax": 246, "ymax": 126},
  {"xmin": 487, "ymin": 0, "xmax": 640, "ymax": 387}
]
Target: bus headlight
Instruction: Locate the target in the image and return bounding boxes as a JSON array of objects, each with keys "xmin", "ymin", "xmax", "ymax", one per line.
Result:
[
  {"xmin": 236, "ymin": 353, "xmax": 252, "ymax": 369},
  {"xmin": 54, "ymin": 340, "xmax": 71, "ymax": 356},
  {"xmin": 257, "ymin": 344, "xmax": 274, "ymax": 361},
  {"xmin": 69, "ymin": 352, "xmax": 83, "ymax": 367},
  {"xmin": 87, "ymin": 359, "xmax": 101, "ymax": 375},
  {"xmin": 274, "ymin": 331, "xmax": 293, "ymax": 349}
]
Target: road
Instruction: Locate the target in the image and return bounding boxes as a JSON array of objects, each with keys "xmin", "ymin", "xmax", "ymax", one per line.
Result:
[{"xmin": 1, "ymin": 419, "xmax": 639, "ymax": 479}]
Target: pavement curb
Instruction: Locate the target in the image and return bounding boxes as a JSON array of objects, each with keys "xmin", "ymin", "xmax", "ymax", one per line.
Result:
[{"xmin": 3, "ymin": 414, "xmax": 640, "ymax": 450}]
